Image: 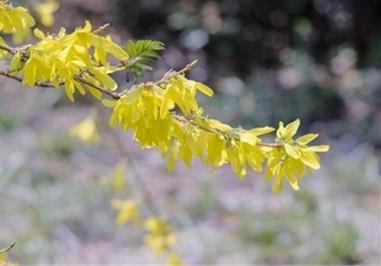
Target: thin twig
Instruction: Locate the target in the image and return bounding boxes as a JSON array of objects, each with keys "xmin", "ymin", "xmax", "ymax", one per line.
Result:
[
  {"xmin": 75, "ymin": 77, "xmax": 121, "ymax": 100},
  {"xmin": 155, "ymin": 60, "xmax": 197, "ymax": 85},
  {"xmin": 0, "ymin": 44, "xmax": 15, "ymax": 54},
  {"xmin": 175, "ymin": 114, "xmax": 282, "ymax": 148},
  {"xmin": 93, "ymin": 23, "xmax": 111, "ymax": 34},
  {"xmin": 0, "ymin": 242, "xmax": 15, "ymax": 253},
  {"xmin": 0, "ymin": 70, "xmax": 54, "ymax": 88}
]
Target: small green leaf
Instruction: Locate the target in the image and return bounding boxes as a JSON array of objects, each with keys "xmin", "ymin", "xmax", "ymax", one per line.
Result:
[{"xmin": 124, "ymin": 40, "xmax": 164, "ymax": 79}]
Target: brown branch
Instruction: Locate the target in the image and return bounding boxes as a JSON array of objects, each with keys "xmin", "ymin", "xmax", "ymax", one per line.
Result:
[
  {"xmin": 0, "ymin": 242, "xmax": 15, "ymax": 253},
  {"xmin": 93, "ymin": 23, "xmax": 111, "ymax": 34},
  {"xmin": 155, "ymin": 60, "xmax": 197, "ymax": 85},
  {"xmin": 0, "ymin": 70, "xmax": 121, "ymax": 99},
  {"xmin": 0, "ymin": 44, "xmax": 31, "ymax": 55},
  {"xmin": 75, "ymin": 77, "xmax": 121, "ymax": 100},
  {"xmin": 0, "ymin": 70, "xmax": 54, "ymax": 88},
  {"xmin": 0, "ymin": 44, "xmax": 15, "ymax": 54}
]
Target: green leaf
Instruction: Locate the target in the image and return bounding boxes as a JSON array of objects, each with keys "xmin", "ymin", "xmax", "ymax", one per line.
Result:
[{"xmin": 124, "ymin": 40, "xmax": 164, "ymax": 79}]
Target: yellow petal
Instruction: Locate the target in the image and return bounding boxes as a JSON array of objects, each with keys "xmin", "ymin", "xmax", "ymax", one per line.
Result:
[
  {"xmin": 305, "ymin": 145, "xmax": 330, "ymax": 152},
  {"xmin": 296, "ymin": 133, "xmax": 319, "ymax": 145},
  {"xmin": 196, "ymin": 82, "xmax": 213, "ymax": 97},
  {"xmin": 284, "ymin": 143, "xmax": 300, "ymax": 159},
  {"xmin": 33, "ymin": 28, "xmax": 46, "ymax": 39},
  {"xmin": 9, "ymin": 53, "xmax": 22, "ymax": 72},
  {"xmin": 300, "ymin": 151, "xmax": 320, "ymax": 169},
  {"xmin": 283, "ymin": 118, "xmax": 300, "ymax": 139},
  {"xmin": 249, "ymin": 126, "xmax": 275, "ymax": 136}
]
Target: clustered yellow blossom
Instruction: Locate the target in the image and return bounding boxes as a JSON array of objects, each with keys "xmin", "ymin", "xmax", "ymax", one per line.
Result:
[
  {"xmin": 0, "ymin": 0, "xmax": 35, "ymax": 43},
  {"xmin": 144, "ymin": 217, "xmax": 176, "ymax": 256},
  {"xmin": 0, "ymin": 2, "xmax": 330, "ymax": 266},
  {"xmin": 0, "ymin": 1, "xmax": 329, "ymax": 193},
  {"xmin": 144, "ymin": 217, "xmax": 183, "ymax": 265},
  {"xmin": 265, "ymin": 119, "xmax": 329, "ymax": 192},
  {"xmin": 109, "ymin": 77, "xmax": 329, "ymax": 191},
  {"xmin": 9, "ymin": 21, "xmax": 128, "ymax": 101},
  {"xmin": 111, "ymin": 202, "xmax": 183, "ymax": 265}
]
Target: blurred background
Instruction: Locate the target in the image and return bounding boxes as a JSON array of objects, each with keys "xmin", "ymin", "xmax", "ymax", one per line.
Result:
[{"xmin": 0, "ymin": 0, "xmax": 380, "ymax": 264}]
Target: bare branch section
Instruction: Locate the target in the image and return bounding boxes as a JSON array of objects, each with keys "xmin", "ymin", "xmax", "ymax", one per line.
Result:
[{"xmin": 0, "ymin": 242, "xmax": 16, "ymax": 253}]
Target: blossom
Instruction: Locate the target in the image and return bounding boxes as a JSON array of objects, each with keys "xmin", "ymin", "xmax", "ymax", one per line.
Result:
[
  {"xmin": 0, "ymin": 1, "xmax": 35, "ymax": 42},
  {"xmin": 144, "ymin": 217, "xmax": 176, "ymax": 256},
  {"xmin": 111, "ymin": 199, "xmax": 140, "ymax": 225},
  {"xmin": 266, "ymin": 119, "xmax": 330, "ymax": 192}
]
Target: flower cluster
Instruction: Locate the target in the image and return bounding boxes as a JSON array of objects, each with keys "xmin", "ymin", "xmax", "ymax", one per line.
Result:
[
  {"xmin": 0, "ymin": 1, "xmax": 35, "ymax": 43},
  {"xmin": 0, "ymin": 0, "xmax": 329, "ymax": 193},
  {"xmin": 0, "ymin": 2, "xmax": 331, "ymax": 265},
  {"xmin": 109, "ymin": 75, "xmax": 329, "ymax": 191},
  {"xmin": 112, "ymin": 200, "xmax": 183, "ymax": 265},
  {"xmin": 265, "ymin": 119, "xmax": 329, "ymax": 192}
]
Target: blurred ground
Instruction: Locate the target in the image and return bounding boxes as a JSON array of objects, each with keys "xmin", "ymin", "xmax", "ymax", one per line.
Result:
[{"xmin": 1, "ymin": 0, "xmax": 381, "ymax": 265}]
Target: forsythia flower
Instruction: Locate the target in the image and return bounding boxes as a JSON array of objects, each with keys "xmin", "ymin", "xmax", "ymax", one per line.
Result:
[
  {"xmin": 265, "ymin": 119, "xmax": 330, "ymax": 192},
  {"xmin": 0, "ymin": 2, "xmax": 330, "ymax": 192},
  {"xmin": 9, "ymin": 21, "xmax": 128, "ymax": 101},
  {"xmin": 0, "ymin": 0, "xmax": 35, "ymax": 42},
  {"xmin": 108, "ymin": 72, "xmax": 330, "ymax": 191},
  {"xmin": 69, "ymin": 113, "xmax": 100, "ymax": 144},
  {"xmin": 144, "ymin": 217, "xmax": 176, "ymax": 256},
  {"xmin": 33, "ymin": 0, "xmax": 59, "ymax": 27},
  {"xmin": 110, "ymin": 78, "xmax": 276, "ymax": 179},
  {"xmin": 111, "ymin": 199, "xmax": 140, "ymax": 225}
]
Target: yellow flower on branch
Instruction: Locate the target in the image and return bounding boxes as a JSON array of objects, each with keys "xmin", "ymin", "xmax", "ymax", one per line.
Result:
[
  {"xmin": 266, "ymin": 119, "xmax": 330, "ymax": 192},
  {"xmin": 0, "ymin": 1, "xmax": 35, "ymax": 42}
]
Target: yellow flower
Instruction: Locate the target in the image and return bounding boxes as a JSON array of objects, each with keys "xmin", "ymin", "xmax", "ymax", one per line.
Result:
[
  {"xmin": 33, "ymin": 0, "xmax": 59, "ymax": 27},
  {"xmin": 143, "ymin": 216, "xmax": 176, "ymax": 255},
  {"xmin": 266, "ymin": 119, "xmax": 329, "ymax": 192},
  {"xmin": 0, "ymin": 1, "xmax": 35, "ymax": 42},
  {"xmin": 69, "ymin": 113, "xmax": 100, "ymax": 144},
  {"xmin": 12, "ymin": 21, "xmax": 129, "ymax": 101},
  {"xmin": 144, "ymin": 217, "xmax": 169, "ymax": 236},
  {"xmin": 111, "ymin": 199, "xmax": 140, "ymax": 225},
  {"xmin": 144, "ymin": 234, "xmax": 176, "ymax": 256}
]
